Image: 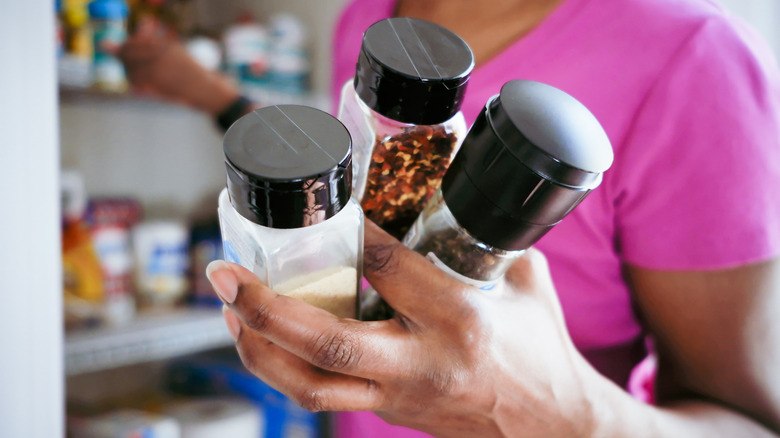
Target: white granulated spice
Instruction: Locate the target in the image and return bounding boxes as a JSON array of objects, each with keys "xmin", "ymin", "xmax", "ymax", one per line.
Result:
[{"xmin": 274, "ymin": 266, "xmax": 357, "ymax": 318}]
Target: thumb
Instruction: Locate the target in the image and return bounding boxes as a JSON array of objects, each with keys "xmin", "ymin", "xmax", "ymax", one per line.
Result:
[
  {"xmin": 504, "ymin": 247, "xmax": 554, "ymax": 293},
  {"xmin": 505, "ymin": 248, "xmax": 566, "ymax": 306},
  {"xmin": 506, "ymin": 249, "xmax": 582, "ymax": 357},
  {"xmin": 504, "ymin": 248, "xmax": 569, "ymax": 328}
]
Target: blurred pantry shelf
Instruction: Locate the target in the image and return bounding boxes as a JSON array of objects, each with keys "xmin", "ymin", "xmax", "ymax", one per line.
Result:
[
  {"xmin": 59, "ymin": 83, "xmax": 330, "ymax": 112},
  {"xmin": 65, "ymin": 307, "xmax": 233, "ymax": 376}
]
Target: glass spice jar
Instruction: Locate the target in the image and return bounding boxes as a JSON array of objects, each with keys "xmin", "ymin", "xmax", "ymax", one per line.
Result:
[
  {"xmin": 337, "ymin": 17, "xmax": 474, "ymax": 239},
  {"xmin": 405, "ymin": 190, "xmax": 522, "ymax": 289},
  {"xmin": 403, "ymin": 79, "xmax": 614, "ymax": 290},
  {"xmin": 217, "ymin": 105, "xmax": 363, "ymax": 319}
]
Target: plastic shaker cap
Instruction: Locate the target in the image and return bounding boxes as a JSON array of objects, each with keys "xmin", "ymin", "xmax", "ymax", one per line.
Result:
[
  {"xmin": 442, "ymin": 79, "xmax": 614, "ymax": 250},
  {"xmin": 223, "ymin": 105, "xmax": 353, "ymax": 229},
  {"xmin": 355, "ymin": 17, "xmax": 474, "ymax": 125},
  {"xmin": 88, "ymin": 0, "xmax": 129, "ymax": 19}
]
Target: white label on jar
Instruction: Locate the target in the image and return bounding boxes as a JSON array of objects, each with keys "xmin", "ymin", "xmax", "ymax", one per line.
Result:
[
  {"xmin": 218, "ymin": 207, "xmax": 252, "ymax": 268},
  {"xmin": 425, "ymin": 252, "xmax": 498, "ymax": 291},
  {"xmin": 218, "ymin": 204, "xmax": 270, "ymax": 283},
  {"xmin": 92, "ymin": 226, "xmax": 132, "ymax": 276}
]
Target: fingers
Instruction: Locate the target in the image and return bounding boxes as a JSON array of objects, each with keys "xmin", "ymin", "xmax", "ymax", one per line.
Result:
[
  {"xmin": 223, "ymin": 306, "xmax": 385, "ymax": 412},
  {"xmin": 504, "ymin": 247, "xmax": 566, "ymax": 323},
  {"xmin": 362, "ymin": 220, "xmax": 470, "ymax": 320},
  {"xmin": 133, "ymin": 15, "xmax": 163, "ymax": 37},
  {"xmin": 118, "ymin": 38, "xmax": 169, "ymax": 66},
  {"xmin": 207, "ymin": 260, "xmax": 416, "ymax": 379},
  {"xmin": 117, "ymin": 40, "xmax": 168, "ymax": 90},
  {"xmin": 117, "ymin": 19, "xmax": 171, "ymax": 66},
  {"xmin": 504, "ymin": 247, "xmax": 552, "ymax": 292}
]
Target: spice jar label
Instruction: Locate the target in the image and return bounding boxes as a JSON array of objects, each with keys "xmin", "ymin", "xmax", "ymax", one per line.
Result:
[{"xmin": 218, "ymin": 203, "xmax": 267, "ymax": 278}]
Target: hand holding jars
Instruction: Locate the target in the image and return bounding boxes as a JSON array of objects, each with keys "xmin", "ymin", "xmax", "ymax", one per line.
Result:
[{"xmin": 206, "ymin": 221, "xmax": 599, "ymax": 437}]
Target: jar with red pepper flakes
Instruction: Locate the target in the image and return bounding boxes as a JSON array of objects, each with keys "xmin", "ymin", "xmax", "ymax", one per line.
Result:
[{"xmin": 337, "ymin": 17, "xmax": 474, "ymax": 239}]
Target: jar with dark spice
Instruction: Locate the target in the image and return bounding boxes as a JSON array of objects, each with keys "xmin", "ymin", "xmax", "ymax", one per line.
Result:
[
  {"xmin": 403, "ymin": 79, "xmax": 614, "ymax": 290},
  {"xmin": 337, "ymin": 17, "xmax": 474, "ymax": 239},
  {"xmin": 404, "ymin": 190, "xmax": 522, "ymax": 289}
]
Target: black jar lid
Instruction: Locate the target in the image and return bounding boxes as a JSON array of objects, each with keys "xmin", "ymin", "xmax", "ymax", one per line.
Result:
[
  {"xmin": 354, "ymin": 17, "xmax": 474, "ymax": 125},
  {"xmin": 223, "ymin": 105, "xmax": 353, "ymax": 229},
  {"xmin": 442, "ymin": 80, "xmax": 614, "ymax": 250}
]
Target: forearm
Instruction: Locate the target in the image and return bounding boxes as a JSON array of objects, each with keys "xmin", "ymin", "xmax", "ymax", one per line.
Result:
[
  {"xmin": 584, "ymin": 367, "xmax": 779, "ymax": 438},
  {"xmin": 189, "ymin": 73, "xmax": 242, "ymax": 116}
]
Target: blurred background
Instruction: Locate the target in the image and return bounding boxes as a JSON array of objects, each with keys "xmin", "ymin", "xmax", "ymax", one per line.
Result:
[{"xmin": 0, "ymin": 0, "xmax": 778, "ymax": 437}]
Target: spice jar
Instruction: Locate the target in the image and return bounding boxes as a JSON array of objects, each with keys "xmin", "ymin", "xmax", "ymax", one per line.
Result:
[
  {"xmin": 217, "ymin": 105, "xmax": 363, "ymax": 318},
  {"xmin": 88, "ymin": 0, "xmax": 129, "ymax": 92},
  {"xmin": 337, "ymin": 17, "xmax": 474, "ymax": 239},
  {"xmin": 403, "ymin": 79, "xmax": 614, "ymax": 290}
]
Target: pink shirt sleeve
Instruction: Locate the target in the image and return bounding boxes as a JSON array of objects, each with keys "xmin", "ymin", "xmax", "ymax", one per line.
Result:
[{"xmin": 611, "ymin": 16, "xmax": 780, "ymax": 270}]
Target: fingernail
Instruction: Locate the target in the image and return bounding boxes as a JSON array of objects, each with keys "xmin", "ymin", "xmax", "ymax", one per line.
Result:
[
  {"xmin": 223, "ymin": 305, "xmax": 241, "ymax": 341},
  {"xmin": 206, "ymin": 260, "xmax": 238, "ymax": 304}
]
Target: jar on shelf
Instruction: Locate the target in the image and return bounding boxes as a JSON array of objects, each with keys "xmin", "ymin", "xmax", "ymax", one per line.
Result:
[
  {"xmin": 132, "ymin": 220, "xmax": 190, "ymax": 307},
  {"xmin": 88, "ymin": 0, "xmax": 129, "ymax": 92},
  {"xmin": 337, "ymin": 17, "xmax": 474, "ymax": 239},
  {"xmin": 218, "ymin": 105, "xmax": 363, "ymax": 319}
]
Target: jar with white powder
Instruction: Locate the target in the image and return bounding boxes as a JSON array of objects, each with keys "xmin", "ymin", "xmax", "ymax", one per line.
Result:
[{"xmin": 218, "ymin": 105, "xmax": 363, "ymax": 318}]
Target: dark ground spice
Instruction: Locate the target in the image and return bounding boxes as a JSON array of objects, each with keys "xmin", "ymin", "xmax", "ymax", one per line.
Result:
[{"xmin": 414, "ymin": 227, "xmax": 506, "ymax": 282}]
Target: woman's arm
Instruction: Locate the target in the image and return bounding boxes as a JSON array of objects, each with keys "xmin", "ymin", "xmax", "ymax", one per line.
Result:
[
  {"xmin": 116, "ymin": 19, "xmax": 243, "ymax": 116},
  {"xmin": 586, "ymin": 261, "xmax": 780, "ymax": 437},
  {"xmin": 206, "ymin": 221, "xmax": 780, "ymax": 437}
]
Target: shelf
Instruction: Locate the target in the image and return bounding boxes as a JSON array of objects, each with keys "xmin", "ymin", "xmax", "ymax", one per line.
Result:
[
  {"xmin": 59, "ymin": 84, "xmax": 190, "ymax": 111},
  {"xmin": 59, "ymin": 83, "xmax": 330, "ymax": 112},
  {"xmin": 65, "ymin": 307, "xmax": 233, "ymax": 376}
]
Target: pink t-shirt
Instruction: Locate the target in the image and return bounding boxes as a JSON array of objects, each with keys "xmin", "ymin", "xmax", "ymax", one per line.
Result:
[{"xmin": 331, "ymin": 0, "xmax": 780, "ymax": 436}]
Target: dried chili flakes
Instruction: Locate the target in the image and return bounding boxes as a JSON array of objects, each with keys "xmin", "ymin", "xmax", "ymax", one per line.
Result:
[{"xmin": 360, "ymin": 125, "xmax": 459, "ymax": 238}]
